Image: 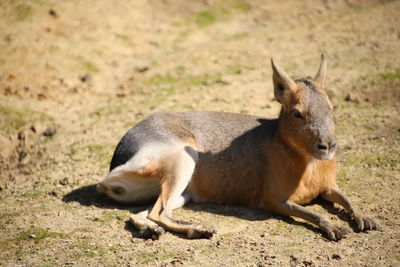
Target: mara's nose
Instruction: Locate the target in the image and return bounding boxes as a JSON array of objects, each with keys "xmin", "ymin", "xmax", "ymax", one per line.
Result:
[
  {"xmin": 96, "ymin": 183, "xmax": 107, "ymax": 193},
  {"xmin": 317, "ymin": 139, "xmax": 337, "ymax": 152}
]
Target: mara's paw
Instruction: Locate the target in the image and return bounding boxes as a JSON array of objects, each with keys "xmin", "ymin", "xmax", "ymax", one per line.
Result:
[
  {"xmin": 353, "ymin": 216, "xmax": 377, "ymax": 232},
  {"xmin": 138, "ymin": 225, "xmax": 166, "ymax": 240},
  {"xmin": 325, "ymin": 226, "xmax": 350, "ymax": 241},
  {"xmin": 187, "ymin": 225, "xmax": 217, "ymax": 239}
]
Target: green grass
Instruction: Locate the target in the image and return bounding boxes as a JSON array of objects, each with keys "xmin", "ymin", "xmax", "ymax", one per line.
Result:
[
  {"xmin": 115, "ymin": 33, "xmax": 130, "ymax": 41},
  {"xmin": 137, "ymin": 251, "xmax": 182, "ymax": 265},
  {"xmin": 15, "ymin": 4, "xmax": 33, "ymax": 21},
  {"xmin": 0, "ymin": 105, "xmax": 54, "ymax": 133},
  {"xmin": 196, "ymin": 11, "xmax": 217, "ymax": 27},
  {"xmin": 81, "ymin": 60, "xmax": 100, "ymax": 73},
  {"xmin": 10, "ymin": 227, "xmax": 65, "ymax": 243},
  {"xmin": 191, "ymin": 0, "xmax": 251, "ymax": 28},
  {"xmin": 378, "ymin": 69, "xmax": 400, "ymax": 85},
  {"xmin": 343, "ymin": 150, "xmax": 399, "ymax": 169},
  {"xmin": 21, "ymin": 189, "xmax": 47, "ymax": 197},
  {"xmin": 227, "ymin": 63, "xmax": 254, "ymax": 74},
  {"xmin": 72, "ymin": 241, "xmax": 107, "ymax": 257},
  {"xmin": 90, "ymin": 210, "xmax": 128, "ymax": 226},
  {"xmin": 0, "ymin": 212, "xmax": 20, "ymax": 220},
  {"xmin": 357, "ymin": 68, "xmax": 400, "ymax": 88},
  {"xmin": 71, "ymin": 144, "xmax": 114, "ymax": 168},
  {"xmin": 147, "ymin": 71, "xmax": 222, "ymax": 87},
  {"xmin": 227, "ymin": 32, "xmax": 250, "ymax": 41},
  {"xmin": 231, "ymin": 0, "xmax": 250, "ymax": 13}
]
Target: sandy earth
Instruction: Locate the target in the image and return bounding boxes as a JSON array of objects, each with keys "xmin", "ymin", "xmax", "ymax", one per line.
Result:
[{"xmin": 0, "ymin": 0, "xmax": 399, "ymax": 266}]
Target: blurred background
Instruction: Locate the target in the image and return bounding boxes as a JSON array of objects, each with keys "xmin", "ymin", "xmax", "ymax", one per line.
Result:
[{"xmin": 0, "ymin": 0, "xmax": 399, "ymax": 266}]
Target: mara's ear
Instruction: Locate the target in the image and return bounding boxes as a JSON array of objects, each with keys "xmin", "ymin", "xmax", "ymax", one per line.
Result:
[
  {"xmin": 271, "ymin": 58, "xmax": 296, "ymax": 104},
  {"xmin": 314, "ymin": 54, "xmax": 327, "ymax": 88}
]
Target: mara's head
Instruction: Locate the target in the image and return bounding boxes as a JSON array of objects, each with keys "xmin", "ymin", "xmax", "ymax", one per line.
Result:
[{"xmin": 271, "ymin": 54, "xmax": 336, "ymax": 161}]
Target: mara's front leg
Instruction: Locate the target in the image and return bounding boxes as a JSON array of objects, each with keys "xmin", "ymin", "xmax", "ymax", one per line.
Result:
[
  {"xmin": 271, "ymin": 200, "xmax": 349, "ymax": 241},
  {"xmin": 321, "ymin": 188, "xmax": 377, "ymax": 232}
]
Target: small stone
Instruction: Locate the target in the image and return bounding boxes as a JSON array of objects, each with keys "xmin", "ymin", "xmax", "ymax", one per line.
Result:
[
  {"xmin": 332, "ymin": 253, "xmax": 341, "ymax": 260},
  {"xmin": 134, "ymin": 64, "xmax": 149, "ymax": 73},
  {"xmin": 49, "ymin": 9, "xmax": 59, "ymax": 18},
  {"xmin": 59, "ymin": 178, "xmax": 68, "ymax": 185},
  {"xmin": 217, "ymin": 77, "xmax": 231, "ymax": 85},
  {"xmin": 344, "ymin": 93, "xmax": 359, "ymax": 103},
  {"xmin": 80, "ymin": 74, "xmax": 92, "ymax": 83},
  {"xmin": 43, "ymin": 127, "xmax": 56, "ymax": 137}
]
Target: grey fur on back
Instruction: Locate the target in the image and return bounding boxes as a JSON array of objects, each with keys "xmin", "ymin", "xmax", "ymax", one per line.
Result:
[{"xmin": 110, "ymin": 111, "xmax": 278, "ymax": 171}]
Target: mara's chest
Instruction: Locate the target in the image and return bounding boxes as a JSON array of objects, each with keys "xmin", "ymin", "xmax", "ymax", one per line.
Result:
[{"xmin": 287, "ymin": 161, "xmax": 336, "ymax": 205}]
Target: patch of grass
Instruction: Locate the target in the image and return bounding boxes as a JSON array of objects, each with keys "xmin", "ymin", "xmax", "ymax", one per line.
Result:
[
  {"xmin": 336, "ymin": 168, "xmax": 350, "ymax": 188},
  {"xmin": 0, "ymin": 212, "xmax": 19, "ymax": 220},
  {"xmin": 72, "ymin": 241, "xmax": 107, "ymax": 257},
  {"xmin": 21, "ymin": 189, "xmax": 46, "ymax": 197},
  {"xmin": 90, "ymin": 210, "xmax": 128, "ymax": 226},
  {"xmin": 148, "ymin": 73, "xmax": 179, "ymax": 85},
  {"xmin": 357, "ymin": 68, "xmax": 400, "ymax": 88},
  {"xmin": 228, "ymin": 32, "xmax": 250, "ymax": 41},
  {"xmin": 81, "ymin": 60, "xmax": 100, "ymax": 73},
  {"xmin": 142, "ymin": 70, "xmax": 222, "ymax": 108},
  {"xmin": 227, "ymin": 64, "xmax": 254, "ymax": 74},
  {"xmin": 15, "ymin": 4, "xmax": 33, "ymax": 21},
  {"xmin": 232, "ymin": 0, "xmax": 250, "ymax": 13},
  {"xmin": 38, "ymin": 263, "xmax": 56, "ymax": 267},
  {"xmin": 176, "ymin": 65, "xmax": 186, "ymax": 73},
  {"xmin": 192, "ymin": 0, "xmax": 250, "ymax": 28},
  {"xmin": 89, "ymin": 99, "xmax": 125, "ymax": 117},
  {"xmin": 378, "ymin": 69, "xmax": 400, "ymax": 85},
  {"xmin": 10, "ymin": 227, "xmax": 65, "ymax": 243},
  {"xmin": 342, "ymin": 150, "xmax": 399, "ymax": 169},
  {"xmin": 222, "ymin": 232, "xmax": 235, "ymax": 238},
  {"xmin": 137, "ymin": 251, "xmax": 181, "ymax": 265},
  {"xmin": 73, "ymin": 226, "xmax": 95, "ymax": 233},
  {"xmin": 0, "ymin": 105, "xmax": 53, "ymax": 133},
  {"xmin": 147, "ymin": 71, "xmax": 222, "ymax": 87},
  {"xmin": 137, "ymin": 252, "xmax": 159, "ymax": 264},
  {"xmin": 115, "ymin": 33, "xmax": 130, "ymax": 41},
  {"xmin": 196, "ymin": 11, "xmax": 217, "ymax": 27},
  {"xmin": 87, "ymin": 144, "xmax": 113, "ymax": 167},
  {"xmin": 71, "ymin": 144, "xmax": 114, "ymax": 168},
  {"xmin": 14, "ymin": 248, "xmax": 40, "ymax": 261}
]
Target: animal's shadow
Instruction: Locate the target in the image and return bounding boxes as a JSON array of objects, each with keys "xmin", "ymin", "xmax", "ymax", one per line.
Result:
[{"xmin": 62, "ymin": 184, "xmax": 353, "ymax": 240}]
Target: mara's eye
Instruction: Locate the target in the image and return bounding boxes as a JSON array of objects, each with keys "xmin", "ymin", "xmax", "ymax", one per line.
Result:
[{"xmin": 292, "ymin": 109, "xmax": 303, "ymax": 119}]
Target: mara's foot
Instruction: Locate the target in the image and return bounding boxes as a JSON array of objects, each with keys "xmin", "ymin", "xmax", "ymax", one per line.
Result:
[
  {"xmin": 187, "ymin": 225, "xmax": 217, "ymax": 239},
  {"xmin": 353, "ymin": 215, "xmax": 377, "ymax": 232}
]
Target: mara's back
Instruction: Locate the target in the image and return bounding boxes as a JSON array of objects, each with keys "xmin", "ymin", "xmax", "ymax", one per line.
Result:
[{"xmin": 110, "ymin": 111, "xmax": 278, "ymax": 169}]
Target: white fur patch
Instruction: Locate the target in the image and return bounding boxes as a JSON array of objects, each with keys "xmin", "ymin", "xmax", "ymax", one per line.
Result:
[{"xmin": 102, "ymin": 174, "xmax": 160, "ymax": 203}]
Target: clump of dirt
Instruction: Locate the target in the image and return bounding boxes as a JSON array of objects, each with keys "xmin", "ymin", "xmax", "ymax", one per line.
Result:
[{"xmin": 0, "ymin": 105, "xmax": 56, "ymax": 179}]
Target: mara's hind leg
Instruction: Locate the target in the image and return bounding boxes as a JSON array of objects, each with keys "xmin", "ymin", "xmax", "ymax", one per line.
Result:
[
  {"xmin": 147, "ymin": 148, "xmax": 216, "ymax": 239},
  {"xmin": 129, "ymin": 193, "xmax": 190, "ymax": 239}
]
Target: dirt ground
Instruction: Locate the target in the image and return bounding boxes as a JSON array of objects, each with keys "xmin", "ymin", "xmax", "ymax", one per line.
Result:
[{"xmin": 0, "ymin": 0, "xmax": 399, "ymax": 266}]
